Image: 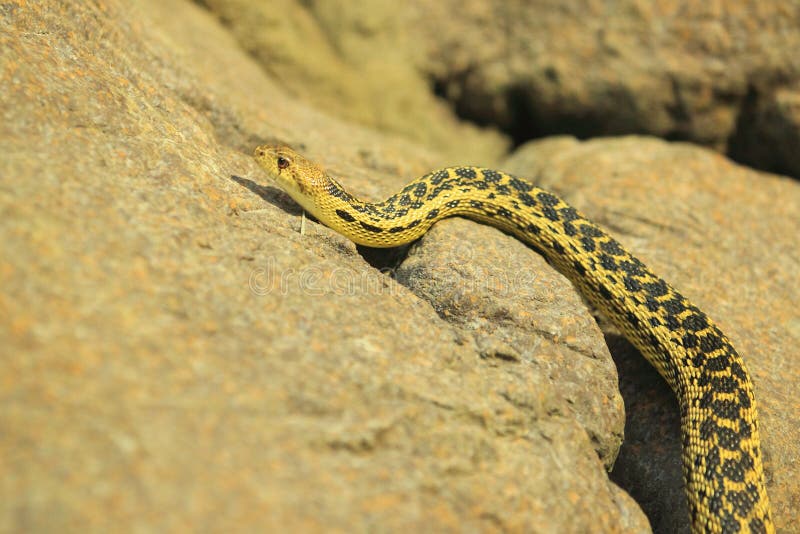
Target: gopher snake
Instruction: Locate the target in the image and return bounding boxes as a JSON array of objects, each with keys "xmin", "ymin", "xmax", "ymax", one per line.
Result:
[{"xmin": 253, "ymin": 145, "xmax": 773, "ymax": 533}]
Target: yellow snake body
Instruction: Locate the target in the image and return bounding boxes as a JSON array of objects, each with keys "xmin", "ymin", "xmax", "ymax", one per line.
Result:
[{"xmin": 254, "ymin": 145, "xmax": 773, "ymax": 533}]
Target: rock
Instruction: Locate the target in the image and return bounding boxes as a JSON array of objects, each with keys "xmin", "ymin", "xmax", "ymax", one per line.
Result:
[
  {"xmin": 504, "ymin": 136, "xmax": 800, "ymax": 533},
  {"xmin": 420, "ymin": 0, "xmax": 800, "ymax": 176},
  {"xmin": 195, "ymin": 0, "xmax": 509, "ymax": 164},
  {"xmin": 204, "ymin": 0, "xmax": 800, "ymax": 178},
  {"xmin": 1, "ymin": 0, "xmax": 645, "ymax": 532},
  {"xmin": 395, "ymin": 217, "xmax": 645, "ymax": 530},
  {"xmin": 396, "ymin": 218, "xmax": 624, "ymax": 469},
  {"xmin": 1, "ymin": 0, "xmax": 798, "ymax": 533}
]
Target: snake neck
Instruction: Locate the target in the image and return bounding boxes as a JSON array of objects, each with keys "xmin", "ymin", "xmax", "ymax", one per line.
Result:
[{"xmin": 317, "ymin": 167, "xmax": 564, "ymax": 247}]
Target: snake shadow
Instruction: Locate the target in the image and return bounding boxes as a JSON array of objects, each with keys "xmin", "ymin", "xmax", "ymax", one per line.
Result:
[
  {"xmin": 605, "ymin": 331, "xmax": 689, "ymax": 534},
  {"xmin": 230, "ymin": 175, "xmax": 304, "ymax": 215},
  {"xmin": 230, "ymin": 175, "xmax": 408, "ymax": 269}
]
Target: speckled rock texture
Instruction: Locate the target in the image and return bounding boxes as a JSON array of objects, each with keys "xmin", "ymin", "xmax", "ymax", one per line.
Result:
[
  {"xmin": 1, "ymin": 1, "xmax": 799, "ymax": 533},
  {"xmin": 206, "ymin": 0, "xmax": 800, "ymax": 178},
  {"xmin": 395, "ymin": 218, "xmax": 625, "ymax": 469}
]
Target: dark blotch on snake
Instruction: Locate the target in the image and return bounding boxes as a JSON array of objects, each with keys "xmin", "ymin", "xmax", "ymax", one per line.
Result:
[{"xmin": 335, "ymin": 209, "xmax": 356, "ymax": 223}]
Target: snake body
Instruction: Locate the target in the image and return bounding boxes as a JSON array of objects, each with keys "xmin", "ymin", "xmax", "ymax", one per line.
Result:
[{"xmin": 253, "ymin": 145, "xmax": 773, "ymax": 533}]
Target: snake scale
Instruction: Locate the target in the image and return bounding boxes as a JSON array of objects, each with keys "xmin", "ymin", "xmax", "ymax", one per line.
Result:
[{"xmin": 253, "ymin": 145, "xmax": 773, "ymax": 533}]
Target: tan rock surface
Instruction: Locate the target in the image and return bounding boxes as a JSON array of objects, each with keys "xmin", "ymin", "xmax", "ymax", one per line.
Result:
[
  {"xmin": 205, "ymin": 0, "xmax": 800, "ymax": 177},
  {"xmin": 396, "ymin": 218, "xmax": 625, "ymax": 469},
  {"xmin": 196, "ymin": 0, "xmax": 508, "ymax": 164},
  {"xmin": 1, "ymin": 0, "xmax": 643, "ymax": 532},
  {"xmin": 1, "ymin": 1, "xmax": 798, "ymax": 533},
  {"xmin": 421, "ymin": 0, "xmax": 800, "ymax": 177}
]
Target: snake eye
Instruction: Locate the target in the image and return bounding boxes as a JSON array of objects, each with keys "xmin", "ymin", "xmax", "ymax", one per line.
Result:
[{"xmin": 277, "ymin": 156, "xmax": 290, "ymax": 170}]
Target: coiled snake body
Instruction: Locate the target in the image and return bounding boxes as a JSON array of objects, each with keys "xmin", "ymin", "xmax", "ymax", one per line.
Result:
[{"xmin": 254, "ymin": 145, "xmax": 773, "ymax": 533}]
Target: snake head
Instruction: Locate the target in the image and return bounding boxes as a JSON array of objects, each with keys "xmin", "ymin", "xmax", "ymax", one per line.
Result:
[{"xmin": 253, "ymin": 145, "xmax": 331, "ymax": 214}]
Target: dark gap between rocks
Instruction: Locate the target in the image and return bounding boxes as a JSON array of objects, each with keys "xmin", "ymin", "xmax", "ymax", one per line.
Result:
[
  {"xmin": 430, "ymin": 72, "xmax": 800, "ymax": 181},
  {"xmin": 604, "ymin": 331, "xmax": 688, "ymax": 534},
  {"xmin": 355, "ymin": 243, "xmax": 413, "ymax": 272}
]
